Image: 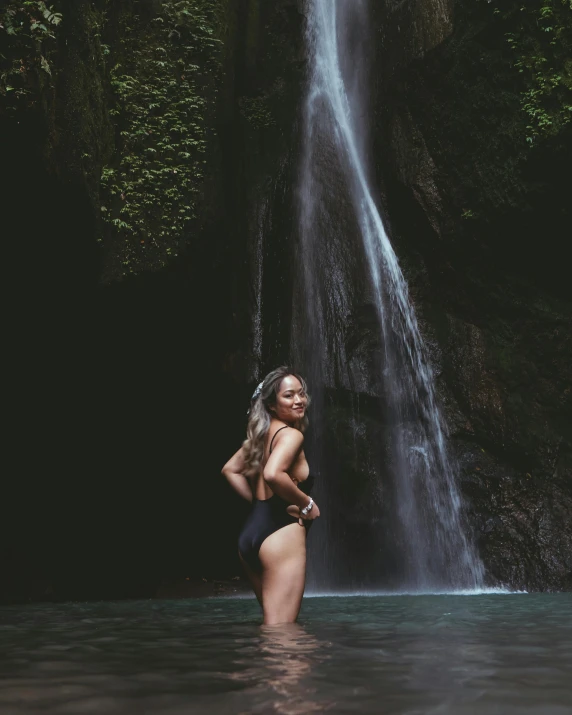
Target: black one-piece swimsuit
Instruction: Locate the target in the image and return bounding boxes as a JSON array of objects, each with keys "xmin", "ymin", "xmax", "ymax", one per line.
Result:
[{"xmin": 238, "ymin": 426, "xmax": 314, "ymax": 572}]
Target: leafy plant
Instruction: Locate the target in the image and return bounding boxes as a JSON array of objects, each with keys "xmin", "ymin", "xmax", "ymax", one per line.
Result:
[
  {"xmin": 0, "ymin": 1, "xmax": 62, "ymax": 112},
  {"xmin": 487, "ymin": 0, "xmax": 572, "ymax": 144},
  {"xmin": 100, "ymin": 1, "xmax": 223, "ymax": 277}
]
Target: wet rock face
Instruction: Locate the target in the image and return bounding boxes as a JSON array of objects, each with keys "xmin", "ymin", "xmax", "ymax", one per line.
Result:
[
  {"xmin": 220, "ymin": 0, "xmax": 306, "ymax": 382},
  {"xmin": 377, "ymin": 0, "xmax": 572, "ymax": 589},
  {"xmin": 6, "ymin": 0, "xmax": 569, "ymax": 595},
  {"xmin": 234, "ymin": 0, "xmax": 571, "ymax": 590},
  {"xmin": 389, "ymin": 110, "xmax": 447, "ymax": 238},
  {"xmin": 443, "ymin": 317, "xmax": 507, "ymax": 445},
  {"xmin": 442, "ymin": 308, "xmax": 572, "ymax": 590},
  {"xmin": 375, "ymin": 0, "xmax": 454, "ymax": 76},
  {"xmin": 457, "ymin": 436, "xmax": 572, "ymax": 593}
]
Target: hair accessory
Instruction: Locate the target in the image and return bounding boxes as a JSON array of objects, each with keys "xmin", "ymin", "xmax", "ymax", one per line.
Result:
[
  {"xmin": 251, "ymin": 380, "xmax": 264, "ymax": 402},
  {"xmin": 246, "ymin": 380, "xmax": 265, "ymax": 417}
]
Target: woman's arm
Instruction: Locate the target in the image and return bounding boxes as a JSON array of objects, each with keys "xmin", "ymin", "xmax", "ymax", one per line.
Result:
[
  {"xmin": 263, "ymin": 429, "xmax": 317, "ymax": 517},
  {"xmin": 221, "ymin": 447, "xmax": 253, "ymax": 503}
]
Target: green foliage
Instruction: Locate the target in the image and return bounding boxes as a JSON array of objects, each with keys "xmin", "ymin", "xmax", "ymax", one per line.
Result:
[
  {"xmin": 487, "ymin": 0, "xmax": 572, "ymax": 144},
  {"xmin": 100, "ymin": 1, "xmax": 222, "ymax": 277},
  {"xmin": 0, "ymin": 1, "xmax": 62, "ymax": 113},
  {"xmin": 239, "ymin": 93, "xmax": 276, "ymax": 129}
]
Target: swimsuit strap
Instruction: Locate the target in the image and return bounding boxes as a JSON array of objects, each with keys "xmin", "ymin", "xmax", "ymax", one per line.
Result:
[{"xmin": 268, "ymin": 425, "xmax": 289, "ymax": 454}]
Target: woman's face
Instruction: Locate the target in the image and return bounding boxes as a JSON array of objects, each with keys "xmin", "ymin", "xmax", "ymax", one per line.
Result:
[{"xmin": 271, "ymin": 375, "xmax": 307, "ymax": 425}]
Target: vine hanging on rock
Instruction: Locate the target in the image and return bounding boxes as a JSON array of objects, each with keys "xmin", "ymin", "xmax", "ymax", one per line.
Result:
[
  {"xmin": 0, "ymin": 1, "xmax": 62, "ymax": 115},
  {"xmin": 486, "ymin": 0, "xmax": 572, "ymax": 144},
  {"xmin": 100, "ymin": 1, "xmax": 223, "ymax": 278}
]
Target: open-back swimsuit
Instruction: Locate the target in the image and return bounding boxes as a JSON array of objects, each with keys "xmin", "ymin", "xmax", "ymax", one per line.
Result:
[{"xmin": 238, "ymin": 426, "xmax": 314, "ymax": 572}]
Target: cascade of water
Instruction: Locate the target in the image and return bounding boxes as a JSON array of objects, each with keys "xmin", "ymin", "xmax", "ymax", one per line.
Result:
[
  {"xmin": 294, "ymin": 0, "xmax": 484, "ymax": 590},
  {"xmin": 251, "ymin": 199, "xmax": 267, "ymax": 381}
]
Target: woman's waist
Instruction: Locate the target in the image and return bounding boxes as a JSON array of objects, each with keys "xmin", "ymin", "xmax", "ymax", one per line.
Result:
[
  {"xmin": 253, "ymin": 479, "xmax": 313, "ymax": 504},
  {"xmin": 298, "ymin": 474, "xmax": 314, "ymax": 495},
  {"xmin": 252, "ymin": 493, "xmax": 290, "ymax": 508}
]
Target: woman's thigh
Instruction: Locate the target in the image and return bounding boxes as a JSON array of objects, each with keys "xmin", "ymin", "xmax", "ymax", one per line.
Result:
[
  {"xmin": 238, "ymin": 551, "xmax": 263, "ymax": 606},
  {"xmin": 259, "ymin": 522, "xmax": 307, "ymax": 625}
]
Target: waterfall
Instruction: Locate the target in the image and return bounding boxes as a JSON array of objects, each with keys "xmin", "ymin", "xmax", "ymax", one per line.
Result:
[
  {"xmin": 251, "ymin": 198, "xmax": 267, "ymax": 382},
  {"xmin": 294, "ymin": 0, "xmax": 484, "ymax": 591}
]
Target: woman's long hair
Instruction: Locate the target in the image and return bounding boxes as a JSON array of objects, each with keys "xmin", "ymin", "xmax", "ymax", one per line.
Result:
[{"xmin": 242, "ymin": 366, "xmax": 310, "ymax": 477}]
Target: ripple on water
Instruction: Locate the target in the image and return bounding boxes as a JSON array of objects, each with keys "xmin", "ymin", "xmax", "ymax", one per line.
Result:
[{"xmin": 0, "ymin": 594, "xmax": 571, "ymax": 714}]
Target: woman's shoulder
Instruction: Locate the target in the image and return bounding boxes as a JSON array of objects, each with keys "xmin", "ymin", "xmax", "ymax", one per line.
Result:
[{"xmin": 269, "ymin": 423, "xmax": 304, "ymax": 449}]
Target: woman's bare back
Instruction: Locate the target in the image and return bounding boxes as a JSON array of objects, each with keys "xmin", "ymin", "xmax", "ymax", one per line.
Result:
[{"xmin": 252, "ymin": 422, "xmax": 310, "ymax": 501}]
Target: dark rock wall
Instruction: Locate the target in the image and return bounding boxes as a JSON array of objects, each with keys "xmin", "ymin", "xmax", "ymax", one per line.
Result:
[
  {"xmin": 375, "ymin": 0, "xmax": 572, "ymax": 590},
  {"xmin": 2, "ymin": 0, "xmax": 570, "ymax": 600},
  {"xmin": 219, "ymin": 0, "xmax": 571, "ymax": 592},
  {"xmin": 219, "ymin": 0, "xmax": 306, "ymax": 380},
  {"xmin": 2, "ymin": 0, "xmax": 307, "ymax": 603}
]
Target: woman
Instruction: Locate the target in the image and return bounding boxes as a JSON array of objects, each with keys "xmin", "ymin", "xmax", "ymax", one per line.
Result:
[{"xmin": 222, "ymin": 366, "xmax": 320, "ymax": 625}]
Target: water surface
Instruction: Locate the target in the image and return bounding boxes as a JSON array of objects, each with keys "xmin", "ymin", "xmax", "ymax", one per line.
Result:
[{"xmin": 1, "ymin": 594, "xmax": 571, "ymax": 714}]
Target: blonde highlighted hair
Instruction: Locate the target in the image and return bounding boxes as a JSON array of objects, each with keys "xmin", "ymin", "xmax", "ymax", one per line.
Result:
[{"xmin": 242, "ymin": 366, "xmax": 310, "ymax": 477}]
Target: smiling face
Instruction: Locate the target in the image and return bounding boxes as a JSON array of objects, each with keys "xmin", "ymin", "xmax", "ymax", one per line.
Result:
[{"xmin": 271, "ymin": 375, "xmax": 308, "ymax": 425}]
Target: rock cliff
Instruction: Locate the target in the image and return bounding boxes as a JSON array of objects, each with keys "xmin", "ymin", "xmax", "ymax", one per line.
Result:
[{"xmin": 1, "ymin": 0, "xmax": 570, "ymax": 599}]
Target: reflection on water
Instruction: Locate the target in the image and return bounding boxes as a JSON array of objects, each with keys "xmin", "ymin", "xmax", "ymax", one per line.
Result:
[
  {"xmin": 225, "ymin": 622, "xmax": 332, "ymax": 714},
  {"xmin": 0, "ymin": 594, "xmax": 571, "ymax": 714},
  {"xmin": 251, "ymin": 624, "xmax": 331, "ymax": 714}
]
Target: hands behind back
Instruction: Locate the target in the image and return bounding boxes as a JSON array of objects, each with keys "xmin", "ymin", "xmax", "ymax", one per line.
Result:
[{"xmin": 286, "ymin": 500, "xmax": 320, "ymax": 525}]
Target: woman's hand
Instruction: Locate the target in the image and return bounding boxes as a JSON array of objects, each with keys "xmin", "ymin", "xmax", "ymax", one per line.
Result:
[
  {"xmin": 286, "ymin": 500, "xmax": 320, "ymax": 524},
  {"xmin": 221, "ymin": 447, "xmax": 253, "ymax": 503}
]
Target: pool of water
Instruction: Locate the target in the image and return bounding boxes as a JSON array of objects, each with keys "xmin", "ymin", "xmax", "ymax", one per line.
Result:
[{"xmin": 1, "ymin": 593, "xmax": 571, "ymax": 714}]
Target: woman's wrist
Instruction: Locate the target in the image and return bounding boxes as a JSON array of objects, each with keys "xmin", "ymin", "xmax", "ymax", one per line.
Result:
[{"xmin": 301, "ymin": 497, "xmax": 314, "ymax": 516}]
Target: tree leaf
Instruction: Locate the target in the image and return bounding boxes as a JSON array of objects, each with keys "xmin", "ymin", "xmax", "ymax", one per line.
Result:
[{"xmin": 40, "ymin": 55, "xmax": 52, "ymax": 76}]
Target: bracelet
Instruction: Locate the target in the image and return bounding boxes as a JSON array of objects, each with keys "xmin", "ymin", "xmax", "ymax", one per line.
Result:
[{"xmin": 301, "ymin": 497, "xmax": 314, "ymax": 516}]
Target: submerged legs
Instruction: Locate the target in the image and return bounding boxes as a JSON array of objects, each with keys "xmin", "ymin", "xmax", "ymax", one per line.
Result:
[{"xmin": 259, "ymin": 522, "xmax": 307, "ymax": 625}]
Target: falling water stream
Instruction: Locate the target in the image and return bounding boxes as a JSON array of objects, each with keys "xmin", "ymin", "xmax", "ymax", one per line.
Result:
[
  {"xmin": 250, "ymin": 198, "xmax": 267, "ymax": 381},
  {"xmin": 294, "ymin": 0, "xmax": 485, "ymax": 591}
]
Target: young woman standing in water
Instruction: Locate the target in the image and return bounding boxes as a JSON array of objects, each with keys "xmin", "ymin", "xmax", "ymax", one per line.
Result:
[{"xmin": 222, "ymin": 366, "xmax": 320, "ymax": 625}]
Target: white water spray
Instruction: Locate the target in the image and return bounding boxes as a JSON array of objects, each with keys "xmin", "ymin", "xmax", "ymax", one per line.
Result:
[{"xmin": 297, "ymin": 0, "xmax": 484, "ymax": 590}]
